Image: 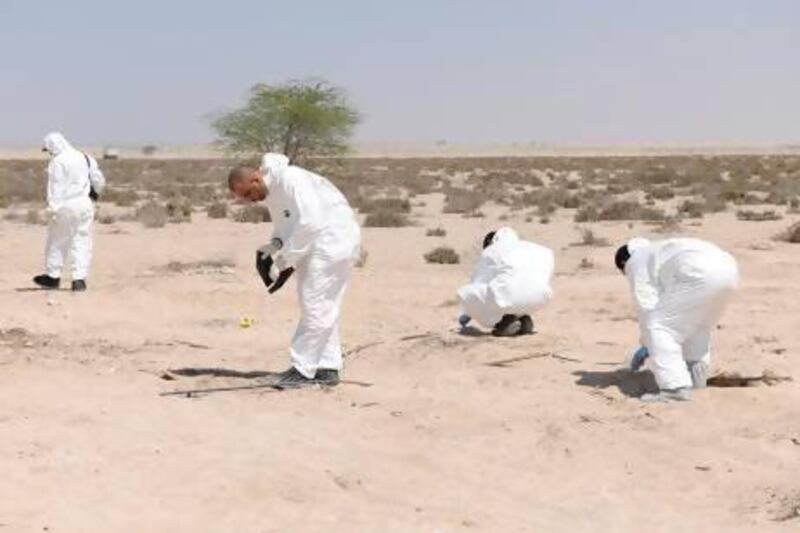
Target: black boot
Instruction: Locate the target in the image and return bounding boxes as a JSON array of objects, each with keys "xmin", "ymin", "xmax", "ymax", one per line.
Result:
[
  {"xmin": 273, "ymin": 367, "xmax": 315, "ymax": 388},
  {"xmin": 519, "ymin": 315, "xmax": 534, "ymax": 335},
  {"xmin": 33, "ymin": 274, "xmax": 60, "ymax": 289},
  {"xmin": 315, "ymin": 369, "xmax": 340, "ymax": 386},
  {"xmin": 492, "ymin": 315, "xmax": 522, "ymax": 337},
  {"xmin": 71, "ymin": 280, "xmax": 87, "ymax": 292}
]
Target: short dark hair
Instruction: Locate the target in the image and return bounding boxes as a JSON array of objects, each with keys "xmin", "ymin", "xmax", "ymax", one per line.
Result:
[
  {"xmin": 614, "ymin": 245, "xmax": 631, "ymax": 272},
  {"xmin": 482, "ymin": 231, "xmax": 497, "ymax": 249},
  {"xmin": 228, "ymin": 165, "xmax": 257, "ymax": 190}
]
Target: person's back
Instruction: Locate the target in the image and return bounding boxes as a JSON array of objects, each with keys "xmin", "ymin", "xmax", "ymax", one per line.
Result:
[{"xmin": 44, "ymin": 134, "xmax": 92, "ymax": 210}]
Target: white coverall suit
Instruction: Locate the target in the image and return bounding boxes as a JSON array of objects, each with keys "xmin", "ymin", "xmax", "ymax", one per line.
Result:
[
  {"xmin": 261, "ymin": 154, "xmax": 361, "ymax": 379},
  {"xmin": 625, "ymin": 238, "xmax": 739, "ymax": 390},
  {"xmin": 43, "ymin": 133, "xmax": 105, "ymax": 281},
  {"xmin": 458, "ymin": 227, "xmax": 554, "ymax": 328}
]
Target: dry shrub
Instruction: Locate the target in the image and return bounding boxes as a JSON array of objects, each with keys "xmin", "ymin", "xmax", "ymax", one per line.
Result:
[
  {"xmin": 736, "ymin": 209, "xmax": 782, "ymax": 222},
  {"xmin": 443, "ymin": 188, "xmax": 484, "ymax": 214},
  {"xmin": 646, "ymin": 186, "xmax": 676, "ymax": 201},
  {"xmin": 98, "ymin": 214, "xmax": 116, "ymax": 225},
  {"xmin": 363, "ymin": 210, "xmax": 411, "ymax": 227},
  {"xmin": 233, "ymin": 204, "xmax": 271, "ymax": 223},
  {"xmin": 776, "ymin": 221, "xmax": 800, "ymax": 243},
  {"xmin": 424, "ymin": 246, "xmax": 460, "ymax": 264},
  {"xmin": 207, "ymin": 201, "xmax": 228, "ymax": 219},
  {"xmin": 100, "ymin": 188, "xmax": 138, "ymax": 207},
  {"xmin": 426, "ymin": 227, "xmax": 447, "ymax": 237},
  {"xmin": 136, "ymin": 200, "xmax": 167, "ymax": 228},
  {"xmin": 25, "ymin": 209, "xmax": 43, "ymax": 225},
  {"xmin": 166, "ymin": 198, "xmax": 192, "ymax": 223},
  {"xmin": 573, "ymin": 228, "xmax": 609, "ymax": 247},
  {"xmin": 575, "ymin": 201, "xmax": 666, "ymax": 222},
  {"xmin": 355, "ymin": 248, "xmax": 368, "ymax": 268},
  {"xmin": 358, "ymin": 197, "xmax": 411, "ymax": 214}
]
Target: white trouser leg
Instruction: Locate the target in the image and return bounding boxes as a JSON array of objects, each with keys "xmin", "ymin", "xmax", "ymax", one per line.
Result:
[
  {"xmin": 70, "ymin": 205, "xmax": 94, "ymax": 280},
  {"xmin": 290, "ymin": 255, "xmax": 352, "ymax": 379},
  {"xmin": 645, "ymin": 326, "xmax": 693, "ymax": 390},
  {"xmin": 457, "ymin": 283, "xmax": 504, "ymax": 328},
  {"xmin": 45, "ymin": 210, "xmax": 74, "ymax": 278}
]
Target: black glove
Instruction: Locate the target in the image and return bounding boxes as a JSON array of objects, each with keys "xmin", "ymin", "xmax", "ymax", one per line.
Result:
[
  {"xmin": 255, "ymin": 251, "xmax": 275, "ymax": 288},
  {"xmin": 268, "ymin": 267, "xmax": 295, "ymax": 294},
  {"xmin": 89, "ymin": 187, "xmax": 99, "ymax": 202}
]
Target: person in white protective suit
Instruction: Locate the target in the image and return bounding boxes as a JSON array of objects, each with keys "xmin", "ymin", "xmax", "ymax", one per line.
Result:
[
  {"xmin": 228, "ymin": 154, "xmax": 361, "ymax": 387},
  {"xmin": 615, "ymin": 237, "xmax": 739, "ymax": 402},
  {"xmin": 33, "ymin": 132, "xmax": 105, "ymax": 292},
  {"xmin": 457, "ymin": 227, "xmax": 554, "ymax": 336}
]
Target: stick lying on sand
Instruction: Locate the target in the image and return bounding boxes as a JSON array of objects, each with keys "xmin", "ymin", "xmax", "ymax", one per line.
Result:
[
  {"xmin": 485, "ymin": 352, "xmax": 550, "ymax": 367},
  {"xmin": 160, "ymin": 378, "xmax": 373, "ymax": 397},
  {"xmin": 707, "ymin": 370, "xmax": 792, "ymax": 388}
]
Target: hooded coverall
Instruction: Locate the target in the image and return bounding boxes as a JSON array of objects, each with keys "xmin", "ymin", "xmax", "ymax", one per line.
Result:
[
  {"xmin": 42, "ymin": 132, "xmax": 105, "ymax": 281},
  {"xmin": 261, "ymin": 154, "xmax": 361, "ymax": 378},
  {"xmin": 458, "ymin": 227, "xmax": 554, "ymax": 328},
  {"xmin": 625, "ymin": 238, "xmax": 739, "ymax": 390}
]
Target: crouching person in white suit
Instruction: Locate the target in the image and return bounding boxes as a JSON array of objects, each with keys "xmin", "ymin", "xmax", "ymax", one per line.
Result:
[
  {"xmin": 34, "ymin": 132, "xmax": 105, "ymax": 292},
  {"xmin": 616, "ymin": 237, "xmax": 739, "ymax": 402},
  {"xmin": 457, "ymin": 227, "xmax": 554, "ymax": 336},
  {"xmin": 228, "ymin": 154, "xmax": 361, "ymax": 387}
]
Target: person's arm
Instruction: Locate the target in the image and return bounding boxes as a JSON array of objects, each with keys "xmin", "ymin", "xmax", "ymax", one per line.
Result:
[
  {"xmin": 274, "ymin": 168, "xmax": 323, "ymax": 269},
  {"xmin": 88, "ymin": 156, "xmax": 106, "ymax": 195},
  {"xmin": 625, "ymin": 248, "xmax": 659, "ymax": 345},
  {"xmin": 46, "ymin": 159, "xmax": 63, "ymax": 212}
]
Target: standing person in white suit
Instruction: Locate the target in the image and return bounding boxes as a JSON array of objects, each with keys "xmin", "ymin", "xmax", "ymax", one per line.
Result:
[
  {"xmin": 457, "ymin": 227, "xmax": 554, "ymax": 336},
  {"xmin": 33, "ymin": 132, "xmax": 105, "ymax": 292},
  {"xmin": 228, "ymin": 154, "xmax": 361, "ymax": 387},
  {"xmin": 616, "ymin": 237, "xmax": 739, "ymax": 402}
]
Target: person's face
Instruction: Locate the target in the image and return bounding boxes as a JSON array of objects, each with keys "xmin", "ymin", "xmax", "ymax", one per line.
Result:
[{"xmin": 231, "ymin": 169, "xmax": 267, "ymax": 202}]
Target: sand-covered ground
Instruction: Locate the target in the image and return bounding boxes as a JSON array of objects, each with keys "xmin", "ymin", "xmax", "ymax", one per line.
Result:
[{"xmin": 0, "ymin": 197, "xmax": 798, "ymax": 532}]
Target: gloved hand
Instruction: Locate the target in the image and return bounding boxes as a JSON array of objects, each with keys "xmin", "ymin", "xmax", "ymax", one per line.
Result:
[
  {"xmin": 627, "ymin": 346, "xmax": 650, "ymax": 372},
  {"xmin": 458, "ymin": 314, "xmax": 472, "ymax": 328},
  {"xmin": 268, "ymin": 267, "xmax": 295, "ymax": 294},
  {"xmin": 257, "ymin": 238, "xmax": 283, "ymax": 259},
  {"xmin": 89, "ymin": 187, "xmax": 99, "ymax": 202},
  {"xmin": 255, "ymin": 251, "xmax": 276, "ymax": 288}
]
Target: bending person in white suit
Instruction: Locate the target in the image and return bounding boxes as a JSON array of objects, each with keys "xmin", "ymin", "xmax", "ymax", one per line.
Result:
[
  {"xmin": 228, "ymin": 154, "xmax": 361, "ymax": 387},
  {"xmin": 458, "ymin": 227, "xmax": 554, "ymax": 336},
  {"xmin": 616, "ymin": 237, "xmax": 739, "ymax": 402}
]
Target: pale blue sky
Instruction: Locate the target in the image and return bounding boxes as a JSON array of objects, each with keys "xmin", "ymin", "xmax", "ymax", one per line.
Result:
[{"xmin": 1, "ymin": 0, "xmax": 798, "ymax": 146}]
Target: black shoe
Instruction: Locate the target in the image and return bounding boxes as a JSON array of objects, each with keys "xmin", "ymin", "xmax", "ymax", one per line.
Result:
[
  {"xmin": 519, "ymin": 315, "xmax": 534, "ymax": 335},
  {"xmin": 315, "ymin": 369, "xmax": 340, "ymax": 386},
  {"xmin": 33, "ymin": 274, "xmax": 60, "ymax": 289},
  {"xmin": 492, "ymin": 315, "xmax": 522, "ymax": 337},
  {"xmin": 273, "ymin": 367, "xmax": 314, "ymax": 388},
  {"xmin": 71, "ymin": 280, "xmax": 87, "ymax": 292}
]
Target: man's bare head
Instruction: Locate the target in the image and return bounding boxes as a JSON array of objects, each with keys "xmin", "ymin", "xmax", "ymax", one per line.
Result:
[{"xmin": 228, "ymin": 165, "xmax": 267, "ymax": 202}]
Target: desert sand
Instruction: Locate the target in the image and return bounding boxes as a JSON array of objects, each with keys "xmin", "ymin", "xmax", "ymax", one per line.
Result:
[{"xmin": 0, "ymin": 196, "xmax": 798, "ymax": 532}]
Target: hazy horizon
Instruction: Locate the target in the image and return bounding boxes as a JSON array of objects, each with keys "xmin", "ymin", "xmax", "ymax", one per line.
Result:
[{"xmin": 2, "ymin": 0, "xmax": 799, "ymax": 147}]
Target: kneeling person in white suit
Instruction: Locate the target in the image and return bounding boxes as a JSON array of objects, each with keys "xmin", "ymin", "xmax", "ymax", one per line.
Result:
[
  {"xmin": 228, "ymin": 154, "xmax": 361, "ymax": 387},
  {"xmin": 616, "ymin": 237, "xmax": 739, "ymax": 402},
  {"xmin": 34, "ymin": 132, "xmax": 105, "ymax": 292},
  {"xmin": 457, "ymin": 227, "xmax": 554, "ymax": 336}
]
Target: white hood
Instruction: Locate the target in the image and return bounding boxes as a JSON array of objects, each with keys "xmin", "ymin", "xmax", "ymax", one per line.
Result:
[
  {"xmin": 43, "ymin": 132, "xmax": 73, "ymax": 156},
  {"xmin": 261, "ymin": 153, "xmax": 290, "ymax": 185}
]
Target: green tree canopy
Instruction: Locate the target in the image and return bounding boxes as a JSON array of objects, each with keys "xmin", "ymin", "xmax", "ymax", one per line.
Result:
[{"xmin": 210, "ymin": 78, "xmax": 360, "ymax": 162}]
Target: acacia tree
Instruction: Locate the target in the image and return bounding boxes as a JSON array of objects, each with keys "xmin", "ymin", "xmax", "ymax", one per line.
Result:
[{"xmin": 210, "ymin": 78, "xmax": 360, "ymax": 163}]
